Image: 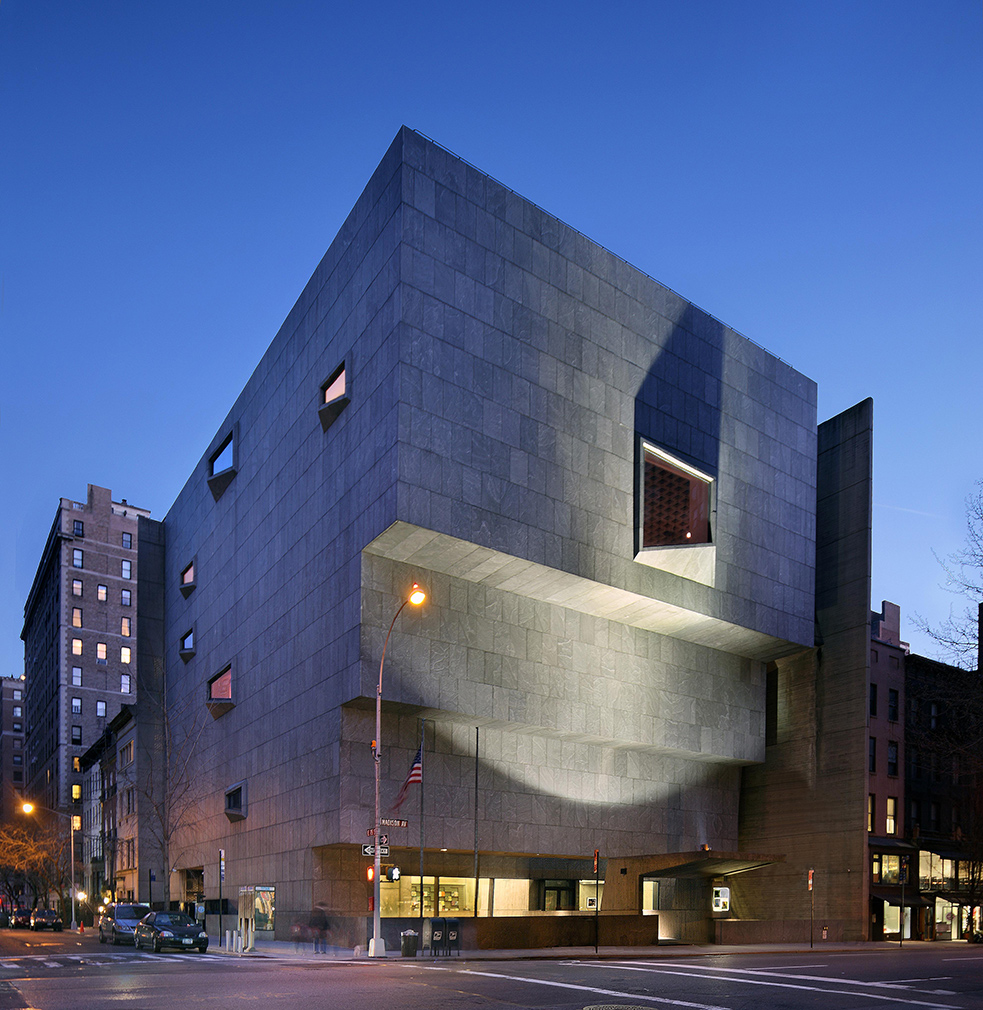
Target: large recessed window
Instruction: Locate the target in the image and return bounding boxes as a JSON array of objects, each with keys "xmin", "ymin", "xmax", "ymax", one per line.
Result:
[
  {"xmin": 635, "ymin": 441, "xmax": 715, "ymax": 585},
  {"xmin": 641, "ymin": 443, "xmax": 711, "ymax": 546}
]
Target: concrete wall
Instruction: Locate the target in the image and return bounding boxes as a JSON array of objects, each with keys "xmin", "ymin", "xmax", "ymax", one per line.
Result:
[
  {"xmin": 159, "ymin": 128, "xmax": 830, "ymax": 932},
  {"xmin": 734, "ymin": 399, "xmax": 873, "ymax": 940}
]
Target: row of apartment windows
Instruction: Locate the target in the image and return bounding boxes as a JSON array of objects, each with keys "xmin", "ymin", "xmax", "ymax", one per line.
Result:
[
  {"xmin": 869, "ymin": 737, "xmax": 899, "ymax": 776},
  {"xmin": 868, "ymin": 793, "xmax": 899, "ymax": 834},
  {"xmin": 868, "ymin": 795, "xmax": 947, "ymax": 837},
  {"xmin": 72, "ymin": 550, "xmax": 131, "ymax": 579},
  {"xmin": 869, "ymin": 684, "xmax": 900, "ymax": 721},
  {"xmin": 72, "ymin": 580, "xmax": 131, "ymax": 606},
  {"xmin": 71, "ymin": 697, "xmax": 107, "ymax": 717},
  {"xmin": 71, "ymin": 521, "xmax": 132, "ymax": 551},
  {"xmin": 71, "ymin": 639, "xmax": 131, "ymax": 664},
  {"xmin": 72, "ymin": 610, "xmax": 132, "ymax": 637},
  {"xmin": 72, "ymin": 667, "xmax": 131, "ymax": 693}
]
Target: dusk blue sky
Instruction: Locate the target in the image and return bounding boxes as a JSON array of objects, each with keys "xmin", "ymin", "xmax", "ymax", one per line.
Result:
[{"xmin": 2, "ymin": 1, "xmax": 981, "ymax": 677}]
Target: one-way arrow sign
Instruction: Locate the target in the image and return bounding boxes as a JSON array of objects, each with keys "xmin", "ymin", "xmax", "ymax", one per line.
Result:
[{"xmin": 361, "ymin": 844, "xmax": 390, "ymax": 857}]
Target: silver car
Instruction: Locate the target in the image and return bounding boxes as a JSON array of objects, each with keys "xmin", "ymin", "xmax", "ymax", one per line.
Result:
[{"xmin": 98, "ymin": 903, "xmax": 152, "ymax": 945}]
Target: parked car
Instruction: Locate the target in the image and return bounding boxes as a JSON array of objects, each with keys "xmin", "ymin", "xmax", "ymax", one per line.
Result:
[
  {"xmin": 98, "ymin": 903, "xmax": 152, "ymax": 945},
  {"xmin": 134, "ymin": 911, "xmax": 208, "ymax": 953},
  {"xmin": 11, "ymin": 908, "xmax": 31, "ymax": 929},
  {"xmin": 29, "ymin": 908, "xmax": 63, "ymax": 931}
]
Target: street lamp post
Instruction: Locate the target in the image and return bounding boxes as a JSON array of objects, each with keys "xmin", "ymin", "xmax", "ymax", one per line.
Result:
[
  {"xmin": 22, "ymin": 802, "xmax": 77, "ymax": 930},
  {"xmin": 369, "ymin": 582, "xmax": 426, "ymax": 958}
]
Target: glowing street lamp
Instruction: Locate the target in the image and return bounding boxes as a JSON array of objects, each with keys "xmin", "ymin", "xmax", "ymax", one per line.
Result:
[
  {"xmin": 370, "ymin": 583, "xmax": 426, "ymax": 957},
  {"xmin": 22, "ymin": 802, "xmax": 77, "ymax": 930}
]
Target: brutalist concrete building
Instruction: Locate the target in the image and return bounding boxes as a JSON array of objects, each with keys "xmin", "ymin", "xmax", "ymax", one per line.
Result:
[{"xmin": 154, "ymin": 128, "xmax": 873, "ymax": 947}]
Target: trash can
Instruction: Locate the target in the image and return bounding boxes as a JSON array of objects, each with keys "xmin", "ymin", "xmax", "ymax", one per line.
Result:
[
  {"xmin": 445, "ymin": 917, "xmax": 460, "ymax": 955},
  {"xmin": 430, "ymin": 917, "xmax": 446, "ymax": 955},
  {"xmin": 400, "ymin": 930, "xmax": 418, "ymax": 957}
]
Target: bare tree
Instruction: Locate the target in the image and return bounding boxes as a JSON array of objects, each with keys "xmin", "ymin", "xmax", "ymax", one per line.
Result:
[
  {"xmin": 0, "ymin": 819, "xmax": 71, "ymax": 914},
  {"xmin": 130, "ymin": 654, "xmax": 209, "ymax": 899},
  {"xmin": 917, "ymin": 481, "xmax": 983, "ymax": 669}
]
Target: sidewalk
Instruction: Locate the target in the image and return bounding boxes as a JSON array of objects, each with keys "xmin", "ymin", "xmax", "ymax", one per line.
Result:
[{"xmin": 210, "ymin": 937, "xmax": 965, "ymax": 962}]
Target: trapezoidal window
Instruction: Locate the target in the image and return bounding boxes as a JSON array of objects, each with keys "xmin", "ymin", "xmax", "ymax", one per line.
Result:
[
  {"xmin": 207, "ymin": 428, "xmax": 237, "ymax": 500},
  {"xmin": 641, "ymin": 443, "xmax": 711, "ymax": 547},
  {"xmin": 318, "ymin": 361, "xmax": 350, "ymax": 431},
  {"xmin": 207, "ymin": 664, "xmax": 234, "ymax": 719}
]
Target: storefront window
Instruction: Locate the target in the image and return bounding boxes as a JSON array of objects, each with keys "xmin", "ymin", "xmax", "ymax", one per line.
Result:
[
  {"xmin": 379, "ymin": 876, "xmax": 475, "ymax": 917},
  {"xmin": 641, "ymin": 879, "xmax": 660, "ymax": 914},
  {"xmin": 880, "ymin": 854, "xmax": 900, "ymax": 884},
  {"xmin": 578, "ymin": 879, "xmax": 603, "ymax": 911}
]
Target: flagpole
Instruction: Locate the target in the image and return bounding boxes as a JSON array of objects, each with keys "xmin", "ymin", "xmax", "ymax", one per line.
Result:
[
  {"xmin": 419, "ymin": 718, "xmax": 425, "ymax": 945},
  {"xmin": 473, "ymin": 726, "xmax": 479, "ymax": 918}
]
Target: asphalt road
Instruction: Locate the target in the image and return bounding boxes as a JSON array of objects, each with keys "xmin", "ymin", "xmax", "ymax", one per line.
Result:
[{"xmin": 0, "ymin": 929, "xmax": 981, "ymax": 1009}]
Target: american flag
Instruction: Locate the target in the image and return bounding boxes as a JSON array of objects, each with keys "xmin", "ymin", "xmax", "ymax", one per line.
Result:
[{"xmin": 391, "ymin": 745, "xmax": 423, "ymax": 811}]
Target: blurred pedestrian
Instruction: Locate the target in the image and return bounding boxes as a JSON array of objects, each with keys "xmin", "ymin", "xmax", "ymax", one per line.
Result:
[{"xmin": 309, "ymin": 904, "xmax": 328, "ymax": 954}]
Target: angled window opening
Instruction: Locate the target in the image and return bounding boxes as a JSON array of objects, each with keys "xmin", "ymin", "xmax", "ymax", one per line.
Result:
[
  {"xmin": 635, "ymin": 440, "xmax": 715, "ymax": 585},
  {"xmin": 207, "ymin": 428, "xmax": 238, "ymax": 500},
  {"xmin": 179, "ymin": 628, "xmax": 196, "ymax": 663},
  {"xmin": 224, "ymin": 780, "xmax": 247, "ymax": 823},
  {"xmin": 207, "ymin": 664, "xmax": 234, "ymax": 719},
  {"xmin": 179, "ymin": 558, "xmax": 197, "ymax": 598},
  {"xmin": 318, "ymin": 361, "xmax": 350, "ymax": 432}
]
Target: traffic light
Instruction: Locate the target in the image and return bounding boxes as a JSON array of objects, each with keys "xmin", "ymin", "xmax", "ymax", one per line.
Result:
[
  {"xmin": 366, "ymin": 865, "xmax": 375, "ymax": 883},
  {"xmin": 386, "ymin": 865, "xmax": 400, "ymax": 882}
]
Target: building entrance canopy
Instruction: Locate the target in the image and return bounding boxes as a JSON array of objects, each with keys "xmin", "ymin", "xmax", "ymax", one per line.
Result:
[{"xmin": 639, "ymin": 850, "xmax": 781, "ymax": 878}]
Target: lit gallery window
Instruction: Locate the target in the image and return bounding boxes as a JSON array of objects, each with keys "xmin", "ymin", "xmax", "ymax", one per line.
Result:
[
  {"xmin": 97, "ymin": 642, "xmax": 107, "ymax": 664},
  {"xmin": 319, "ymin": 361, "xmax": 350, "ymax": 431},
  {"xmin": 98, "ymin": 584, "xmax": 108, "ymax": 602},
  {"xmin": 121, "ymin": 617, "xmax": 131, "ymax": 637},
  {"xmin": 72, "ymin": 639, "xmax": 83, "ymax": 656},
  {"xmin": 206, "ymin": 665, "xmax": 234, "ymax": 718},
  {"xmin": 72, "ymin": 784, "xmax": 82, "ymax": 801},
  {"xmin": 180, "ymin": 559, "xmax": 196, "ymax": 598},
  {"xmin": 72, "ymin": 608, "xmax": 82, "ymax": 628},
  {"xmin": 120, "ymin": 647, "xmax": 131, "ymax": 664},
  {"xmin": 641, "ymin": 443, "xmax": 711, "ymax": 547},
  {"xmin": 210, "ymin": 667, "xmax": 232, "ymax": 699}
]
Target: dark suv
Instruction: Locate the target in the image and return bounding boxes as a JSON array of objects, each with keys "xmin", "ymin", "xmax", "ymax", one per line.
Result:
[
  {"xmin": 98, "ymin": 903, "xmax": 152, "ymax": 945},
  {"xmin": 29, "ymin": 908, "xmax": 63, "ymax": 931}
]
